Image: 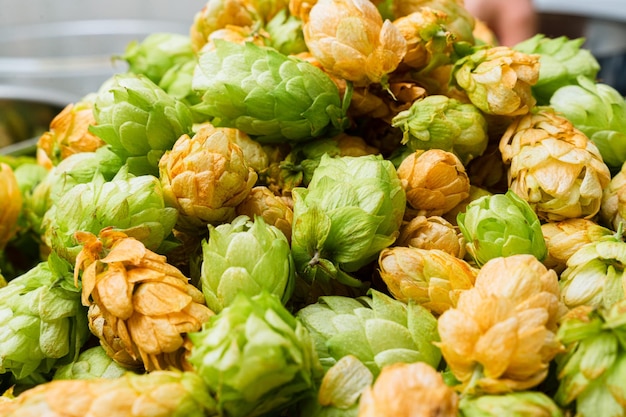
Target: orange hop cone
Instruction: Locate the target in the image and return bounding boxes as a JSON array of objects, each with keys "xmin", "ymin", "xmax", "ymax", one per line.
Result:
[{"xmin": 74, "ymin": 228, "xmax": 214, "ymax": 371}]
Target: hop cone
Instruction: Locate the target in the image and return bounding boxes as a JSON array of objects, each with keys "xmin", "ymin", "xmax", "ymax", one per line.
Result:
[
  {"xmin": 74, "ymin": 228, "xmax": 214, "ymax": 371},
  {"xmin": 456, "ymin": 190, "xmax": 547, "ymax": 267},
  {"xmin": 192, "ymin": 39, "xmax": 350, "ymax": 144},
  {"xmin": 555, "ymin": 302, "xmax": 626, "ymax": 417},
  {"xmin": 187, "ymin": 291, "xmax": 320, "ymax": 417},
  {"xmin": 25, "ymin": 147, "xmax": 124, "ymax": 237},
  {"xmin": 36, "ymin": 99, "xmax": 105, "ymax": 170},
  {"xmin": 397, "ymin": 149, "xmax": 471, "ymax": 217},
  {"xmin": 514, "ymin": 34, "xmax": 600, "ymax": 105},
  {"xmin": 559, "ymin": 232, "xmax": 626, "ymax": 310},
  {"xmin": 158, "ymin": 123, "xmax": 258, "ymax": 234},
  {"xmin": 396, "ymin": 214, "xmax": 466, "ymax": 258},
  {"xmin": 41, "ymin": 166, "xmax": 178, "ymax": 264},
  {"xmin": 89, "ymin": 72, "xmax": 194, "ymax": 176},
  {"xmin": 378, "ymin": 246, "xmax": 477, "ymax": 315},
  {"xmin": 235, "ymin": 185, "xmax": 294, "ymax": 242},
  {"xmin": 189, "ymin": 0, "xmax": 258, "ymax": 52},
  {"xmin": 291, "ymin": 154, "xmax": 406, "ymax": 288},
  {"xmin": 121, "ymin": 32, "xmax": 195, "ymax": 85},
  {"xmin": 459, "ymin": 391, "xmax": 564, "ymax": 417},
  {"xmin": 452, "ymin": 46, "xmax": 540, "ymax": 117},
  {"xmin": 302, "ymin": 0, "xmax": 407, "ymax": 86},
  {"xmin": 541, "ymin": 218, "xmax": 613, "ymax": 273},
  {"xmin": 499, "ymin": 108, "xmax": 611, "ymax": 222},
  {"xmin": 53, "ymin": 346, "xmax": 128, "ymax": 381},
  {"xmin": 200, "ymin": 214, "xmax": 295, "ymax": 313},
  {"xmin": 392, "ymin": 0, "xmax": 477, "ymax": 44},
  {"xmin": 0, "ymin": 252, "xmax": 89, "ymax": 381},
  {"xmin": 358, "ymin": 361, "xmax": 459, "ymax": 417},
  {"xmin": 0, "ymin": 370, "xmax": 217, "ymax": 417},
  {"xmin": 0, "ymin": 163, "xmax": 22, "ymax": 251},
  {"xmin": 550, "ymin": 75, "xmax": 626, "ymax": 173},
  {"xmin": 600, "ymin": 162, "xmax": 626, "ymax": 232},
  {"xmin": 437, "ymin": 254, "xmax": 565, "ymax": 394},
  {"xmin": 265, "ymin": 9, "xmax": 308, "ymax": 55},
  {"xmin": 392, "ymin": 95, "xmax": 489, "ymax": 165},
  {"xmin": 393, "ymin": 7, "xmax": 455, "ymax": 74},
  {"xmin": 297, "ymin": 289, "xmax": 441, "ymax": 376}
]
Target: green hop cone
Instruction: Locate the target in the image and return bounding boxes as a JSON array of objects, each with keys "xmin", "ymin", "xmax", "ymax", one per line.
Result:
[
  {"xmin": 265, "ymin": 9, "xmax": 308, "ymax": 56},
  {"xmin": 0, "ymin": 252, "xmax": 89, "ymax": 382},
  {"xmin": 550, "ymin": 75, "xmax": 626, "ymax": 173},
  {"xmin": 52, "ymin": 346, "xmax": 129, "ymax": 380},
  {"xmin": 459, "ymin": 391, "xmax": 564, "ymax": 417},
  {"xmin": 187, "ymin": 291, "xmax": 321, "ymax": 417},
  {"xmin": 89, "ymin": 72, "xmax": 194, "ymax": 176},
  {"xmin": 391, "ymin": 94, "xmax": 489, "ymax": 165},
  {"xmin": 297, "ymin": 289, "xmax": 441, "ymax": 377},
  {"xmin": 291, "ymin": 154, "xmax": 406, "ymax": 288},
  {"xmin": 25, "ymin": 147, "xmax": 123, "ymax": 236},
  {"xmin": 456, "ymin": 189, "xmax": 547, "ymax": 267},
  {"xmin": 41, "ymin": 166, "xmax": 178, "ymax": 264},
  {"xmin": 514, "ymin": 34, "xmax": 600, "ymax": 105},
  {"xmin": 555, "ymin": 302, "xmax": 626, "ymax": 417},
  {"xmin": 192, "ymin": 39, "xmax": 350, "ymax": 144},
  {"xmin": 200, "ymin": 214, "xmax": 295, "ymax": 313},
  {"xmin": 559, "ymin": 232, "xmax": 626, "ymax": 310},
  {"xmin": 159, "ymin": 58, "xmax": 203, "ymax": 113},
  {"xmin": 120, "ymin": 32, "xmax": 195, "ymax": 85},
  {"xmin": 0, "ymin": 370, "xmax": 217, "ymax": 417}
]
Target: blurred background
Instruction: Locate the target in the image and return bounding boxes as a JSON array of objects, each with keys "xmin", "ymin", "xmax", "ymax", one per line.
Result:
[{"xmin": 0, "ymin": 0, "xmax": 205, "ymax": 100}]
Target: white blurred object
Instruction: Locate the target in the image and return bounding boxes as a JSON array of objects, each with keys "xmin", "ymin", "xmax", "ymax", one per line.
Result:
[{"xmin": 0, "ymin": 0, "xmax": 205, "ymax": 100}]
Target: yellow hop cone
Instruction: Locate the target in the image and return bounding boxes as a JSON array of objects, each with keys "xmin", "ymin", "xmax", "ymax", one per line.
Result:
[
  {"xmin": 393, "ymin": 8, "xmax": 455, "ymax": 73},
  {"xmin": 541, "ymin": 218, "xmax": 613, "ymax": 273},
  {"xmin": 397, "ymin": 149, "xmax": 470, "ymax": 217},
  {"xmin": 74, "ymin": 228, "xmax": 214, "ymax": 371},
  {"xmin": 201, "ymin": 24, "xmax": 269, "ymax": 53},
  {"xmin": 0, "ymin": 163, "xmax": 22, "ymax": 251},
  {"xmin": 499, "ymin": 108, "xmax": 611, "ymax": 222},
  {"xmin": 437, "ymin": 254, "xmax": 566, "ymax": 394},
  {"xmin": 235, "ymin": 185, "xmax": 294, "ymax": 242},
  {"xmin": 190, "ymin": 0, "xmax": 259, "ymax": 52},
  {"xmin": 159, "ymin": 123, "xmax": 258, "ymax": 235},
  {"xmin": 36, "ymin": 100, "xmax": 105, "ymax": 170},
  {"xmin": 453, "ymin": 46, "xmax": 539, "ymax": 117},
  {"xmin": 0, "ymin": 370, "xmax": 216, "ymax": 417},
  {"xmin": 378, "ymin": 246, "xmax": 477, "ymax": 315},
  {"xmin": 358, "ymin": 361, "xmax": 459, "ymax": 417},
  {"xmin": 397, "ymin": 214, "xmax": 466, "ymax": 258},
  {"xmin": 600, "ymin": 161, "xmax": 626, "ymax": 232},
  {"xmin": 392, "ymin": 0, "xmax": 476, "ymax": 44},
  {"xmin": 303, "ymin": 0, "xmax": 407, "ymax": 86}
]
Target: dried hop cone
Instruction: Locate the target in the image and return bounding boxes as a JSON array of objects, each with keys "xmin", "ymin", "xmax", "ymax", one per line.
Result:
[
  {"xmin": 397, "ymin": 149, "xmax": 470, "ymax": 217},
  {"xmin": 159, "ymin": 123, "xmax": 258, "ymax": 234},
  {"xmin": 437, "ymin": 254, "xmax": 566, "ymax": 394},
  {"xmin": 397, "ymin": 215, "xmax": 466, "ymax": 258},
  {"xmin": 600, "ymin": 161, "xmax": 626, "ymax": 231},
  {"xmin": 36, "ymin": 99, "xmax": 105, "ymax": 170},
  {"xmin": 541, "ymin": 218, "xmax": 613, "ymax": 274},
  {"xmin": 0, "ymin": 370, "xmax": 217, "ymax": 417},
  {"xmin": 0, "ymin": 163, "xmax": 22, "ymax": 251},
  {"xmin": 358, "ymin": 361, "xmax": 459, "ymax": 417},
  {"xmin": 303, "ymin": 0, "xmax": 407, "ymax": 86},
  {"xmin": 500, "ymin": 108, "xmax": 611, "ymax": 222},
  {"xmin": 235, "ymin": 185, "xmax": 294, "ymax": 242},
  {"xmin": 74, "ymin": 228, "xmax": 214, "ymax": 371},
  {"xmin": 378, "ymin": 246, "xmax": 477, "ymax": 315},
  {"xmin": 452, "ymin": 46, "xmax": 540, "ymax": 117}
]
